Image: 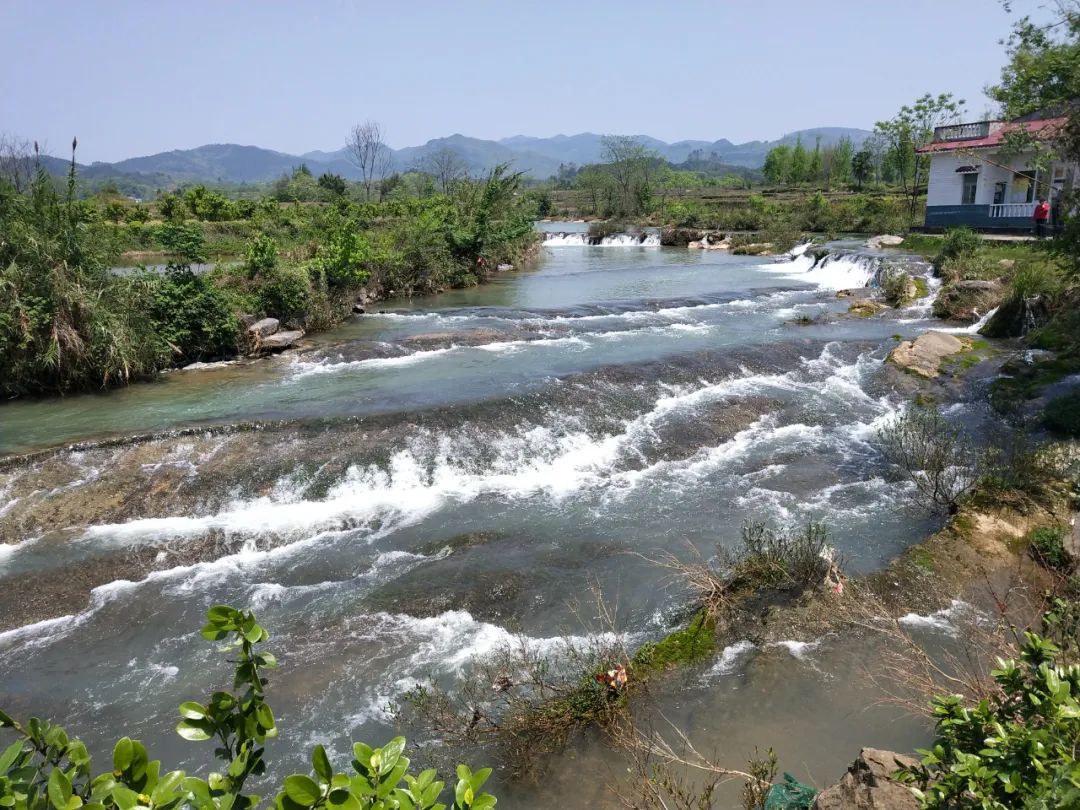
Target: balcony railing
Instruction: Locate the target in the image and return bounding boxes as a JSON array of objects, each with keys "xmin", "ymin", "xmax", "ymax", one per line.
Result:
[
  {"xmin": 933, "ymin": 122, "xmax": 992, "ymax": 142},
  {"xmin": 990, "ymin": 202, "xmax": 1035, "ymax": 218}
]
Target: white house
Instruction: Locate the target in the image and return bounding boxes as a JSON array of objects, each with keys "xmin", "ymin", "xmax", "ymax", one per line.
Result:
[{"xmin": 917, "ymin": 114, "xmax": 1077, "ymax": 231}]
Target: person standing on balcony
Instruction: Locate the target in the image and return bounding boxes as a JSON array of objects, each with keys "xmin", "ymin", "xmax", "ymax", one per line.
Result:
[{"xmin": 1033, "ymin": 198, "xmax": 1051, "ymax": 237}]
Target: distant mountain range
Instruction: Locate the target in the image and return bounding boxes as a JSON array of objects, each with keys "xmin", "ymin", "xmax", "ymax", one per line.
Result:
[{"xmin": 53, "ymin": 128, "xmax": 873, "ymax": 188}]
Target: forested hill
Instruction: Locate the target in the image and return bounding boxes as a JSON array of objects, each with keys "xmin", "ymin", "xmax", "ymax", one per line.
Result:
[{"xmin": 37, "ymin": 127, "xmax": 871, "ymax": 189}]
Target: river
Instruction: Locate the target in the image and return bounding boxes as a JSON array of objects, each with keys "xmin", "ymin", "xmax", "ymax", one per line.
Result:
[{"xmin": 0, "ymin": 225, "xmax": 961, "ymax": 805}]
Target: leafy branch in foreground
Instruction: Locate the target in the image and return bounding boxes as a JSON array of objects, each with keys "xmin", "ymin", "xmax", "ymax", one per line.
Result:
[
  {"xmin": 896, "ymin": 632, "xmax": 1080, "ymax": 808},
  {"xmin": 0, "ymin": 606, "xmax": 495, "ymax": 810}
]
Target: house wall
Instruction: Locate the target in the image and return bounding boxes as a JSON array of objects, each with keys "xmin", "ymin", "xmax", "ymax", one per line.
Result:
[{"xmin": 922, "ymin": 148, "xmax": 1074, "ymax": 230}]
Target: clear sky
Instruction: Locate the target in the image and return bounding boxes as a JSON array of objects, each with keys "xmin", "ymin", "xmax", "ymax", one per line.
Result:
[{"xmin": 0, "ymin": 0, "xmax": 1056, "ymax": 163}]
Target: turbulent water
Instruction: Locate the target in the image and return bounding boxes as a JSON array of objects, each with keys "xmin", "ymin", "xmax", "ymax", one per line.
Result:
[{"xmin": 0, "ymin": 226, "xmax": 953, "ymax": 803}]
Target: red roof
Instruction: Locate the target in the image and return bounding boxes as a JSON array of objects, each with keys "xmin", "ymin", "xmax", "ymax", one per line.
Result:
[{"xmin": 917, "ymin": 116, "xmax": 1066, "ymax": 153}]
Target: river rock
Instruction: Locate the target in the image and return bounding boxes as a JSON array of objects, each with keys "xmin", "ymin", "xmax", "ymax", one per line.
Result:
[
  {"xmin": 848, "ymin": 300, "xmax": 886, "ymax": 318},
  {"xmin": 258, "ymin": 329, "xmax": 304, "ymax": 352},
  {"xmin": 932, "ymin": 279, "xmax": 1005, "ymax": 322},
  {"xmin": 865, "ymin": 235, "xmax": 905, "ymax": 250},
  {"xmin": 887, "ymin": 331, "xmax": 968, "ymax": 378},
  {"xmin": 247, "ymin": 317, "xmax": 280, "ymax": 338},
  {"xmin": 812, "ymin": 749, "xmax": 919, "ymax": 810}
]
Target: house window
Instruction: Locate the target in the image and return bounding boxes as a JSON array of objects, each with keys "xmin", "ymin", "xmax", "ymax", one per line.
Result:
[
  {"xmin": 994, "ymin": 182, "xmax": 1007, "ymax": 205},
  {"xmin": 961, "ymin": 173, "xmax": 978, "ymax": 205}
]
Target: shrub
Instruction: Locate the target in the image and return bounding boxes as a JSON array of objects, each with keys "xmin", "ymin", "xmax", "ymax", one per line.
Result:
[
  {"xmin": 936, "ymin": 227, "xmax": 981, "ymax": 264},
  {"xmin": 880, "ymin": 264, "xmax": 915, "ymax": 307},
  {"xmin": 1028, "ymin": 525, "xmax": 1074, "ymax": 572},
  {"xmin": 897, "ymin": 632, "xmax": 1080, "ymax": 808},
  {"xmin": 147, "ymin": 267, "xmax": 238, "ymax": 363},
  {"xmin": 0, "ymin": 606, "xmax": 498, "ymax": 810},
  {"xmin": 1044, "ymin": 393, "xmax": 1080, "ymax": 436},
  {"xmin": 258, "ymin": 264, "xmax": 312, "ymax": 321},
  {"xmin": 244, "ymin": 234, "xmax": 279, "ymax": 278},
  {"xmin": 724, "ymin": 521, "xmax": 833, "ymax": 591},
  {"xmin": 878, "ymin": 405, "xmax": 978, "ymax": 513}
]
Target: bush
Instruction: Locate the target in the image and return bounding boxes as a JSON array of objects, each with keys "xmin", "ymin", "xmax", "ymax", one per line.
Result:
[
  {"xmin": 724, "ymin": 521, "xmax": 833, "ymax": 591},
  {"xmin": 0, "ymin": 606, "xmax": 498, "ymax": 810},
  {"xmin": 1044, "ymin": 393, "xmax": 1080, "ymax": 436},
  {"xmin": 880, "ymin": 264, "xmax": 915, "ymax": 307},
  {"xmin": 878, "ymin": 405, "xmax": 978, "ymax": 513},
  {"xmin": 147, "ymin": 267, "xmax": 238, "ymax": 363},
  {"xmin": 1028, "ymin": 525, "xmax": 1074, "ymax": 572},
  {"xmin": 936, "ymin": 227, "xmax": 981, "ymax": 264},
  {"xmin": 258, "ymin": 264, "xmax": 312, "ymax": 321},
  {"xmin": 897, "ymin": 632, "xmax": 1080, "ymax": 808}
]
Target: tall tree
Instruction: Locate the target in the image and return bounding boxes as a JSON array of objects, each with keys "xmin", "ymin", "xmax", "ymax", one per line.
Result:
[
  {"xmin": 829, "ymin": 136, "xmax": 854, "ymax": 187},
  {"xmin": 808, "ymin": 137, "xmax": 824, "ymax": 183},
  {"xmin": 600, "ymin": 135, "xmax": 655, "ymax": 215},
  {"xmin": 347, "ymin": 120, "xmax": 392, "ymax": 201},
  {"xmin": 762, "ymin": 145, "xmax": 792, "ymax": 185},
  {"xmin": 876, "ymin": 93, "xmax": 964, "ymax": 219},
  {"xmin": 851, "ymin": 146, "xmax": 874, "ymax": 191},
  {"xmin": 788, "ymin": 136, "xmax": 809, "ymax": 184},
  {"xmin": 419, "ymin": 147, "xmax": 468, "ymax": 194}
]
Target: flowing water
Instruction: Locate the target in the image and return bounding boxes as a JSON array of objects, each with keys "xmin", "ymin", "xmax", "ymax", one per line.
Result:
[{"xmin": 0, "ymin": 227, "xmax": 956, "ymax": 804}]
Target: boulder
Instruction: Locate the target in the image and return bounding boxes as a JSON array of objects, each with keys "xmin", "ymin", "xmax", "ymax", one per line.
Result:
[
  {"xmin": 257, "ymin": 330, "xmax": 304, "ymax": 352},
  {"xmin": 731, "ymin": 242, "xmax": 774, "ymax": 256},
  {"xmin": 247, "ymin": 318, "xmax": 280, "ymax": 338},
  {"xmin": 932, "ymin": 279, "xmax": 1006, "ymax": 322},
  {"xmin": 866, "ymin": 235, "xmax": 905, "ymax": 250},
  {"xmin": 812, "ymin": 749, "xmax": 920, "ymax": 810},
  {"xmin": 849, "ymin": 300, "xmax": 887, "ymax": 318},
  {"xmin": 887, "ymin": 331, "xmax": 968, "ymax": 378},
  {"xmin": 497, "ymin": 263, "xmax": 514, "ymax": 272}
]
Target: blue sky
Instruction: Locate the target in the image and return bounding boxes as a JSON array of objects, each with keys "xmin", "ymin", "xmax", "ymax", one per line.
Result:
[{"xmin": 0, "ymin": 0, "xmax": 1056, "ymax": 163}]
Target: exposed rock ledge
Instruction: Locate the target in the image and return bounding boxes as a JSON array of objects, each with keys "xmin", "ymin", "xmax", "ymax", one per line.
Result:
[
  {"xmin": 813, "ymin": 749, "xmax": 919, "ymax": 809},
  {"xmin": 886, "ymin": 331, "xmax": 970, "ymax": 379}
]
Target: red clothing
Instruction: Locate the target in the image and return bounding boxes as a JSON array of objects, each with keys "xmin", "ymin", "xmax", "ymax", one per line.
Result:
[{"xmin": 1034, "ymin": 202, "xmax": 1051, "ymax": 222}]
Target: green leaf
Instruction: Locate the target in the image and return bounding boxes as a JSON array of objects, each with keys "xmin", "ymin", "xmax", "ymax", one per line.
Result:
[
  {"xmin": 469, "ymin": 769, "xmax": 491, "ymax": 792},
  {"xmin": 175, "ymin": 720, "xmax": 215, "ymax": 742},
  {"xmin": 0, "ymin": 709, "xmax": 15, "ymax": 728},
  {"xmin": 283, "ymin": 775, "xmax": 321, "ymax": 807},
  {"xmin": 151, "ymin": 771, "xmax": 185, "ymax": 805},
  {"xmin": 207, "ymin": 605, "xmax": 236, "ymax": 625},
  {"xmin": 256, "ymin": 703, "xmax": 275, "ymax": 733},
  {"xmin": 380, "ymin": 738, "xmax": 406, "ymax": 774},
  {"xmin": 110, "ymin": 786, "xmax": 139, "ymax": 810},
  {"xmin": 178, "ymin": 703, "xmax": 206, "ymax": 720},
  {"xmin": 312, "ymin": 745, "xmax": 333, "ymax": 785},
  {"xmin": 48, "ymin": 769, "xmax": 72, "ymax": 810},
  {"xmin": 113, "ymin": 738, "xmax": 134, "ymax": 772},
  {"xmin": 181, "ymin": 778, "xmax": 211, "ymax": 805},
  {"xmin": 0, "ymin": 740, "xmax": 25, "ymax": 772}
]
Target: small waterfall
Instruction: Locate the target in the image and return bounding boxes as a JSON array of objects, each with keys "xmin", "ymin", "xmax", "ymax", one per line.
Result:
[
  {"xmin": 968, "ymin": 306, "xmax": 999, "ymax": 333},
  {"xmin": 766, "ymin": 249, "xmax": 932, "ymax": 292},
  {"xmin": 542, "ymin": 231, "xmax": 660, "ymax": 247}
]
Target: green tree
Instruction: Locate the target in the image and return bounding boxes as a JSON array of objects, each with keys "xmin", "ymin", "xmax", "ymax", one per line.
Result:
[
  {"xmin": 317, "ymin": 173, "xmax": 347, "ymax": 197},
  {"xmin": 600, "ymin": 135, "xmax": 656, "ymax": 216},
  {"xmin": 851, "ymin": 147, "xmax": 874, "ymax": 190},
  {"xmin": 762, "ymin": 145, "xmax": 792, "ymax": 185},
  {"xmin": 829, "ymin": 136, "xmax": 853, "ymax": 186},
  {"xmin": 876, "ymin": 93, "xmax": 964, "ymax": 220},
  {"xmin": 807, "ymin": 137, "xmax": 823, "ymax": 184},
  {"xmin": 788, "ymin": 137, "xmax": 808, "ymax": 185}
]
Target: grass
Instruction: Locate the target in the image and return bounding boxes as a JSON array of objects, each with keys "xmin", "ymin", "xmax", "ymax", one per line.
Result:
[
  {"xmin": 631, "ymin": 610, "xmax": 717, "ymax": 678},
  {"xmin": 1044, "ymin": 393, "xmax": 1080, "ymax": 436},
  {"xmin": 1028, "ymin": 526, "xmax": 1074, "ymax": 572},
  {"xmin": 914, "ymin": 277, "xmax": 930, "ymax": 298}
]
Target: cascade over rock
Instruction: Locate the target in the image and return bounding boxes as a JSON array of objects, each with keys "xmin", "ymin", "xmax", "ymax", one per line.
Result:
[{"xmin": 932, "ymin": 279, "xmax": 1006, "ymax": 322}]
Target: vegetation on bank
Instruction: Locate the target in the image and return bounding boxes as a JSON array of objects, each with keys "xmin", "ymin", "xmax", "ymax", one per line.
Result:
[
  {"xmin": 0, "ymin": 153, "xmax": 539, "ymax": 398},
  {"xmin": 0, "ymin": 605, "xmax": 499, "ymax": 810}
]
